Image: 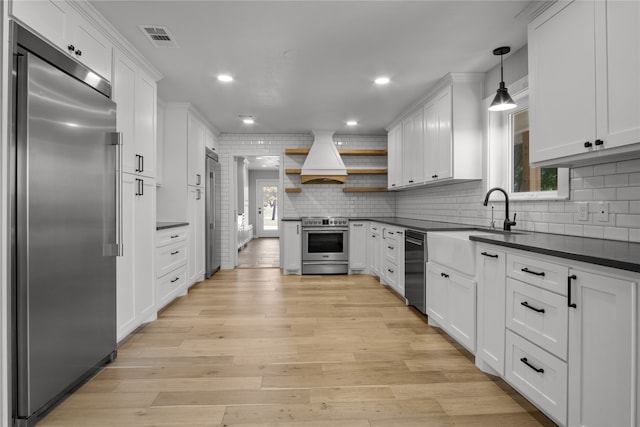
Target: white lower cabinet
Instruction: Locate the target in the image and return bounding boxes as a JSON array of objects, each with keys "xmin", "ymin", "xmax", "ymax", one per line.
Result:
[
  {"xmin": 476, "ymin": 243, "xmax": 639, "ymax": 426},
  {"xmin": 380, "ymin": 226, "xmax": 404, "ymax": 296},
  {"xmin": 368, "ymin": 223, "xmax": 382, "ymax": 277},
  {"xmin": 505, "ymin": 330, "xmax": 567, "ymax": 424},
  {"xmin": 155, "ymin": 226, "xmax": 188, "ymax": 310},
  {"xmin": 187, "ymin": 186, "xmax": 205, "ymax": 286},
  {"xmin": 283, "ymin": 221, "xmax": 301, "ymax": 275},
  {"xmin": 475, "ymin": 246, "xmax": 506, "ymax": 375},
  {"xmin": 426, "ymin": 261, "xmax": 476, "ymax": 353},
  {"xmin": 116, "ymin": 174, "xmax": 156, "ymax": 342},
  {"xmin": 348, "ymin": 221, "xmax": 368, "ymax": 273},
  {"xmin": 568, "ymin": 268, "xmax": 636, "ymax": 427}
]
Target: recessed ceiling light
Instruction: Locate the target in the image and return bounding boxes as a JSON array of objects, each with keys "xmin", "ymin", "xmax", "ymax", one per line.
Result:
[
  {"xmin": 374, "ymin": 76, "xmax": 390, "ymax": 85},
  {"xmin": 346, "ymin": 120, "xmax": 358, "ymax": 126},
  {"xmin": 217, "ymin": 74, "xmax": 233, "ymax": 82},
  {"xmin": 243, "ymin": 118, "xmax": 254, "ymax": 125}
]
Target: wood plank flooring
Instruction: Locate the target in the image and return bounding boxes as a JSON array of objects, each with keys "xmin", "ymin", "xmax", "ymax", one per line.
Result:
[
  {"xmin": 40, "ymin": 269, "xmax": 556, "ymax": 426},
  {"xmin": 238, "ymin": 238, "xmax": 280, "ymax": 268}
]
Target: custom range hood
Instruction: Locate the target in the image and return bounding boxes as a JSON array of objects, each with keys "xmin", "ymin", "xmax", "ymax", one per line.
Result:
[{"xmin": 300, "ymin": 131, "xmax": 347, "ymax": 184}]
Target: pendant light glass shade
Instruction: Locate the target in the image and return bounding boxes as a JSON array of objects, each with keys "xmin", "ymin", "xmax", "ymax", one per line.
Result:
[{"xmin": 488, "ymin": 46, "xmax": 516, "ymax": 112}]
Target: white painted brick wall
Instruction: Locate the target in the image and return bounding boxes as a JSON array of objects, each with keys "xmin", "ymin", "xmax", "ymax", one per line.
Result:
[{"xmin": 396, "ymin": 156, "xmax": 640, "ymax": 243}]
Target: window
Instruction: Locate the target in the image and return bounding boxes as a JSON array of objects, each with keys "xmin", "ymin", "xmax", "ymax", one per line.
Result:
[{"xmin": 485, "ymin": 78, "xmax": 568, "ymax": 201}]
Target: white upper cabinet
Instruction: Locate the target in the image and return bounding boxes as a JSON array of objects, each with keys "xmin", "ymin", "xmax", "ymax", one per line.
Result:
[
  {"xmin": 402, "ymin": 109, "xmax": 424, "ymax": 186},
  {"xmin": 387, "ymin": 124, "xmax": 403, "ymax": 190},
  {"xmin": 188, "ymin": 114, "xmax": 206, "ymax": 188},
  {"xmin": 389, "ymin": 73, "xmax": 482, "ymax": 190},
  {"xmin": 205, "ymin": 128, "xmax": 219, "ymax": 153},
  {"xmin": 11, "ymin": 0, "xmax": 112, "ymax": 81},
  {"xmin": 529, "ymin": 0, "xmax": 640, "ymax": 167},
  {"xmin": 114, "ymin": 50, "xmax": 157, "ymax": 178}
]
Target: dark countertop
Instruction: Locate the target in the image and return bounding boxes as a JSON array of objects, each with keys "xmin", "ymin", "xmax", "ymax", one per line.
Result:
[
  {"xmin": 157, "ymin": 222, "xmax": 189, "ymax": 230},
  {"xmin": 470, "ymin": 232, "xmax": 640, "ymax": 274},
  {"xmin": 280, "ymin": 216, "xmax": 640, "ymax": 272}
]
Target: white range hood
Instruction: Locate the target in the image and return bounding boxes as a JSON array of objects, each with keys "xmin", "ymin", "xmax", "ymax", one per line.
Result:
[{"xmin": 300, "ymin": 131, "xmax": 347, "ymax": 184}]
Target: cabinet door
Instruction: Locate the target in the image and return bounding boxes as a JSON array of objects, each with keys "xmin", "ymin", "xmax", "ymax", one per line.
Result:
[
  {"xmin": 426, "ymin": 263, "xmax": 447, "ymax": 326},
  {"xmin": 402, "ymin": 110, "xmax": 424, "ymax": 185},
  {"xmin": 435, "ymin": 86, "xmax": 453, "ymax": 180},
  {"xmin": 188, "ymin": 115, "xmax": 206, "ymax": 187},
  {"xmin": 205, "ymin": 129, "xmax": 218, "ymax": 152},
  {"xmin": 368, "ymin": 232, "xmax": 379, "ymax": 276},
  {"xmin": 387, "ymin": 125, "xmax": 402, "ymax": 189},
  {"xmin": 114, "ymin": 51, "xmax": 137, "ymax": 175},
  {"xmin": 349, "ymin": 222, "xmax": 368, "ymax": 271},
  {"xmin": 135, "ymin": 73, "xmax": 157, "ymax": 178},
  {"xmin": 283, "ymin": 222, "xmax": 301, "ymax": 274},
  {"xmin": 11, "ymin": 0, "xmax": 72, "ymax": 52},
  {"xmin": 597, "ymin": 0, "xmax": 640, "ymax": 150},
  {"xmin": 447, "ymin": 271, "xmax": 476, "ymax": 353},
  {"xmin": 188, "ymin": 186, "xmax": 205, "ymax": 285},
  {"xmin": 476, "ymin": 247, "xmax": 506, "ymax": 375},
  {"xmin": 568, "ymin": 268, "xmax": 636, "ymax": 427},
  {"xmin": 116, "ymin": 174, "xmax": 137, "ymax": 341},
  {"xmin": 423, "ymin": 100, "xmax": 437, "ymax": 182},
  {"xmin": 70, "ymin": 14, "xmax": 112, "ymax": 80},
  {"xmin": 529, "ymin": 0, "xmax": 597, "ymax": 163},
  {"xmin": 135, "ymin": 178, "xmax": 156, "ymax": 322}
]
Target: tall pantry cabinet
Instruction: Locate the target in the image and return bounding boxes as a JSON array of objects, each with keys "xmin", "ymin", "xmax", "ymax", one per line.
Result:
[
  {"xmin": 113, "ymin": 50, "xmax": 159, "ymax": 341},
  {"xmin": 158, "ymin": 104, "xmax": 213, "ymax": 287}
]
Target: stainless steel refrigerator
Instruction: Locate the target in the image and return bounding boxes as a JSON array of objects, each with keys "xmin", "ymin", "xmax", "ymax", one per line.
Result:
[
  {"xmin": 10, "ymin": 23, "xmax": 120, "ymax": 426},
  {"xmin": 205, "ymin": 148, "xmax": 221, "ymax": 277}
]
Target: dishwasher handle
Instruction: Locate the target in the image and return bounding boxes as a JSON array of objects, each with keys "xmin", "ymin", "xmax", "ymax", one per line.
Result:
[{"xmin": 405, "ymin": 237, "xmax": 424, "ymax": 246}]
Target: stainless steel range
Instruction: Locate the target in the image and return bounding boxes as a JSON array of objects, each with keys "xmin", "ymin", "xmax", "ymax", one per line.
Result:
[{"xmin": 301, "ymin": 217, "xmax": 349, "ymax": 274}]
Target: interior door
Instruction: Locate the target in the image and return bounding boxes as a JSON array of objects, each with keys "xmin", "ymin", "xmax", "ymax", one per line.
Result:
[{"xmin": 256, "ymin": 179, "xmax": 279, "ymax": 238}]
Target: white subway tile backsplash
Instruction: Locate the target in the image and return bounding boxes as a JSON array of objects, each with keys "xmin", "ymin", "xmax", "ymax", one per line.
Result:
[
  {"xmin": 617, "ymin": 158, "xmax": 640, "ymax": 174},
  {"xmin": 572, "ymin": 165, "xmax": 594, "ymax": 178},
  {"xmin": 630, "ymin": 173, "xmax": 640, "ymax": 185},
  {"xmin": 548, "ymin": 223, "xmax": 565, "ymax": 235},
  {"xmin": 572, "ymin": 189, "xmax": 593, "ymax": 201},
  {"xmin": 565, "ymin": 224, "xmax": 584, "ymax": 236},
  {"xmin": 629, "ymin": 228, "xmax": 640, "ymax": 243},
  {"xmin": 616, "ymin": 214, "xmax": 640, "ymax": 229},
  {"xmin": 583, "ymin": 225, "xmax": 604, "ymax": 239},
  {"xmin": 604, "ymin": 174, "xmax": 629, "ymax": 187},
  {"xmin": 582, "ymin": 176, "xmax": 604, "ymax": 189},
  {"xmin": 604, "ymin": 226, "xmax": 629, "ymax": 241},
  {"xmin": 631, "ymin": 201, "xmax": 640, "ymax": 214},
  {"xmin": 617, "ymin": 186, "xmax": 640, "ymax": 201},
  {"xmin": 594, "ymin": 163, "xmax": 617, "ymax": 176},
  {"xmin": 593, "ymin": 188, "xmax": 617, "ymax": 200}
]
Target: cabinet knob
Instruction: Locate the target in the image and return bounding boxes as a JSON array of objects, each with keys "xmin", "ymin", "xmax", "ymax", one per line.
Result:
[
  {"xmin": 67, "ymin": 44, "xmax": 75, "ymax": 51},
  {"xmin": 432, "ymin": 174, "xmax": 438, "ymax": 179},
  {"xmin": 595, "ymin": 139, "xmax": 604, "ymax": 146},
  {"xmin": 75, "ymin": 49, "xmax": 82, "ymax": 56},
  {"xmin": 408, "ymin": 180, "xmax": 414, "ymax": 183},
  {"xmin": 584, "ymin": 141, "xmax": 593, "ymax": 148}
]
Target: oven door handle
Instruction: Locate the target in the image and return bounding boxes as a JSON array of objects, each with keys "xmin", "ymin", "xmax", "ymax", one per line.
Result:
[{"xmin": 302, "ymin": 228, "xmax": 348, "ymax": 233}]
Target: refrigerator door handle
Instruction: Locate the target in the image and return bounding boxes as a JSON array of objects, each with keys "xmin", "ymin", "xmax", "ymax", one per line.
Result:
[{"xmin": 110, "ymin": 132, "xmax": 123, "ymax": 256}]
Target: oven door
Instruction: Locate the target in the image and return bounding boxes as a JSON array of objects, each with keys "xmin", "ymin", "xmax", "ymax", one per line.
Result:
[{"xmin": 302, "ymin": 228, "xmax": 349, "ymax": 262}]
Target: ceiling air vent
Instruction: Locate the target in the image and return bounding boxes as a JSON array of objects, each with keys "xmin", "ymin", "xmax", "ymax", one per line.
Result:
[{"xmin": 139, "ymin": 25, "xmax": 179, "ymax": 48}]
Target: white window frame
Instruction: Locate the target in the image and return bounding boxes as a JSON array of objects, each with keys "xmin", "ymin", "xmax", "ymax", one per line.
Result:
[{"xmin": 484, "ymin": 76, "xmax": 569, "ymax": 202}]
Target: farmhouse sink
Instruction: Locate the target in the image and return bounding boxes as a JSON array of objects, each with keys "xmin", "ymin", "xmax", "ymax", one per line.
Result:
[{"xmin": 427, "ymin": 229, "xmax": 526, "ymax": 276}]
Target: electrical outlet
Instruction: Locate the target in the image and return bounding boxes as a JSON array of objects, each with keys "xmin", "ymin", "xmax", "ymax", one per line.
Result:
[
  {"xmin": 596, "ymin": 201, "xmax": 609, "ymax": 222},
  {"xmin": 577, "ymin": 203, "xmax": 589, "ymax": 221}
]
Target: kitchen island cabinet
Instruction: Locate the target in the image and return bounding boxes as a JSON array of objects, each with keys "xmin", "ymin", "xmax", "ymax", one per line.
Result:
[{"xmin": 529, "ymin": 0, "xmax": 640, "ymax": 167}]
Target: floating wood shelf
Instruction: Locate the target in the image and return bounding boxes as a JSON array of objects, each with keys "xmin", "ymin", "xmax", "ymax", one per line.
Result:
[
  {"xmin": 343, "ymin": 187, "xmax": 388, "ymax": 193},
  {"xmin": 347, "ymin": 168, "xmax": 388, "ymax": 175},
  {"xmin": 284, "ymin": 188, "xmax": 302, "ymax": 193},
  {"xmin": 284, "ymin": 148, "xmax": 387, "ymax": 156},
  {"xmin": 285, "ymin": 168, "xmax": 387, "ymax": 175}
]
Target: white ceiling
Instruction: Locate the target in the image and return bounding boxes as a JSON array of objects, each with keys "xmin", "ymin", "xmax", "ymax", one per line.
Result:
[{"xmin": 90, "ymin": 1, "xmax": 530, "ymax": 135}]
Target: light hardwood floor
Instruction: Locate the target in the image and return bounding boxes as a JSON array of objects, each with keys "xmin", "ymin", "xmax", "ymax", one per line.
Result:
[
  {"xmin": 238, "ymin": 238, "xmax": 280, "ymax": 268},
  {"xmin": 40, "ymin": 269, "xmax": 556, "ymax": 426}
]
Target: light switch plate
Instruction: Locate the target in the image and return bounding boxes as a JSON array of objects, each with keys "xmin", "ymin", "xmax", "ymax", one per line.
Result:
[
  {"xmin": 577, "ymin": 203, "xmax": 589, "ymax": 221},
  {"xmin": 596, "ymin": 201, "xmax": 609, "ymax": 222}
]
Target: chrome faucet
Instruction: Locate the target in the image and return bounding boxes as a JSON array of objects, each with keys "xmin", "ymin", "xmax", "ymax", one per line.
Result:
[{"xmin": 483, "ymin": 187, "xmax": 517, "ymax": 231}]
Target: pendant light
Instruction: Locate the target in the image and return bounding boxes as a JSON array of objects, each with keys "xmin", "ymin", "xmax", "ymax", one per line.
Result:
[{"xmin": 488, "ymin": 46, "xmax": 517, "ymax": 112}]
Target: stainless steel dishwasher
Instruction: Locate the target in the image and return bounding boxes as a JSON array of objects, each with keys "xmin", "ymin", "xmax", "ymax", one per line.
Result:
[{"xmin": 405, "ymin": 230, "xmax": 427, "ymax": 314}]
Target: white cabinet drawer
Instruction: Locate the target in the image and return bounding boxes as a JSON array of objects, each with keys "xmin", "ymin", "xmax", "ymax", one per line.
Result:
[
  {"xmin": 383, "ymin": 226, "xmax": 402, "ymax": 242},
  {"xmin": 505, "ymin": 330, "xmax": 567, "ymax": 425},
  {"xmin": 383, "ymin": 260, "xmax": 399, "ymax": 289},
  {"xmin": 156, "ymin": 242, "xmax": 187, "ymax": 278},
  {"xmin": 507, "ymin": 253, "xmax": 568, "ymax": 296},
  {"xmin": 384, "ymin": 240, "xmax": 399, "ymax": 263},
  {"xmin": 506, "ymin": 278, "xmax": 568, "ymax": 360},
  {"xmin": 156, "ymin": 227, "xmax": 188, "ymax": 247},
  {"xmin": 157, "ymin": 265, "xmax": 187, "ymax": 309}
]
